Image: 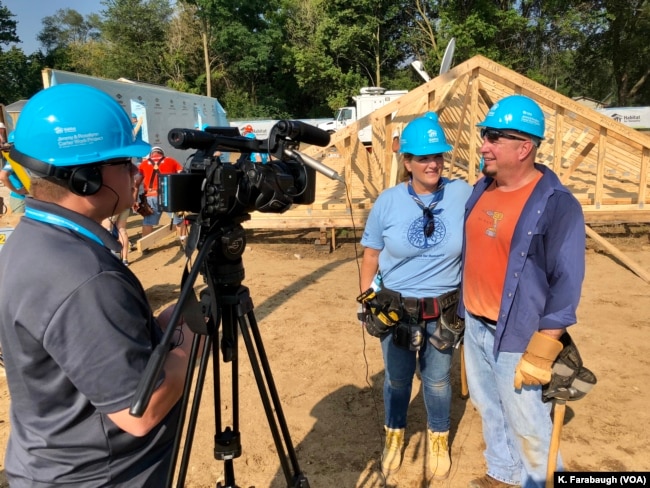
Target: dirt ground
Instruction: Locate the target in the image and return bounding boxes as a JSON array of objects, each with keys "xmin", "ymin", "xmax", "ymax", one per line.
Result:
[{"xmin": 1, "ymin": 204, "xmax": 650, "ymax": 487}]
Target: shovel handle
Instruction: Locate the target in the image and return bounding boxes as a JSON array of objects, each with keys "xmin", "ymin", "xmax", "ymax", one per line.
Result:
[
  {"xmin": 546, "ymin": 400, "xmax": 566, "ymax": 487},
  {"xmin": 460, "ymin": 344, "xmax": 469, "ymax": 399}
]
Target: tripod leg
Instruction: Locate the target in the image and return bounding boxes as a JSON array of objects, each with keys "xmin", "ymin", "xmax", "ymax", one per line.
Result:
[
  {"xmin": 174, "ymin": 298, "xmax": 244, "ymax": 488},
  {"xmin": 233, "ymin": 287, "xmax": 310, "ymax": 487},
  {"xmin": 214, "ymin": 303, "xmax": 242, "ymax": 488},
  {"xmin": 173, "ymin": 332, "xmax": 214, "ymax": 487}
]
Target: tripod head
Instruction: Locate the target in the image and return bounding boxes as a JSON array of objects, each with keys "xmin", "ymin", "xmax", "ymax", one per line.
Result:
[{"xmin": 186, "ymin": 214, "xmax": 248, "ymax": 288}]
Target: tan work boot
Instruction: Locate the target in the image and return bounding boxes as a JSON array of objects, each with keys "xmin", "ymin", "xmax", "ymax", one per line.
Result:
[
  {"xmin": 427, "ymin": 430, "xmax": 451, "ymax": 479},
  {"xmin": 468, "ymin": 474, "xmax": 520, "ymax": 487},
  {"xmin": 381, "ymin": 426, "xmax": 405, "ymax": 475}
]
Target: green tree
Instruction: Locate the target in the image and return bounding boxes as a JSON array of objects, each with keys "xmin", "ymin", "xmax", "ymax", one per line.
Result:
[
  {"xmin": 37, "ymin": 9, "xmax": 100, "ymax": 52},
  {"xmin": 571, "ymin": 0, "xmax": 650, "ymax": 105},
  {"xmin": 438, "ymin": 0, "xmax": 536, "ymax": 73},
  {"xmin": 0, "ymin": 1, "xmax": 19, "ymax": 47},
  {"xmin": 286, "ymin": 0, "xmax": 414, "ymax": 113},
  {"xmin": 176, "ymin": 0, "xmax": 221, "ymax": 97},
  {"xmin": 99, "ymin": 0, "xmax": 174, "ymax": 83},
  {"xmin": 0, "ymin": 48, "xmax": 44, "ymax": 104},
  {"xmin": 8, "ymin": 0, "xmax": 650, "ymax": 120},
  {"xmin": 174, "ymin": 0, "xmax": 289, "ymax": 116},
  {"xmin": 0, "ymin": 1, "xmax": 40, "ymax": 105},
  {"xmin": 35, "ymin": 9, "xmax": 102, "ymax": 73},
  {"xmin": 163, "ymin": 2, "xmax": 206, "ymax": 94},
  {"xmin": 195, "ymin": 0, "xmax": 293, "ymax": 117}
]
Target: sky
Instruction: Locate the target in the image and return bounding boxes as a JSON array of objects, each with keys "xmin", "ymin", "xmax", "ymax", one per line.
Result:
[{"xmin": 3, "ymin": 0, "xmax": 104, "ymax": 55}]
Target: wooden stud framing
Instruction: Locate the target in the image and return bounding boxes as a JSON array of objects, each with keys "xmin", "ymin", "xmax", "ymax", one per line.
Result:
[{"xmin": 240, "ymin": 55, "xmax": 650, "ymax": 232}]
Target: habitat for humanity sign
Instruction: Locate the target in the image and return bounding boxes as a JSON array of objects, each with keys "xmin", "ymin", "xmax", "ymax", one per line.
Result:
[{"xmin": 598, "ymin": 106, "xmax": 650, "ymax": 129}]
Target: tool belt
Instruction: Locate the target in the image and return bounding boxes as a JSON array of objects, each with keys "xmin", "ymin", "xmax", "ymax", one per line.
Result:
[
  {"xmin": 430, "ymin": 289, "xmax": 465, "ymax": 350},
  {"xmin": 399, "ymin": 289, "xmax": 464, "ymax": 351},
  {"xmin": 356, "ymin": 287, "xmax": 464, "ymax": 350}
]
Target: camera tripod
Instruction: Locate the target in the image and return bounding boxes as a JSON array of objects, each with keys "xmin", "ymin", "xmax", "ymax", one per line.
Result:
[{"xmin": 130, "ymin": 216, "xmax": 310, "ymax": 488}]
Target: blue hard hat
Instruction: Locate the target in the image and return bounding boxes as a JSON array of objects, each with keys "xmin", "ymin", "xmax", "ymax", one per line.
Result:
[
  {"xmin": 400, "ymin": 112, "xmax": 453, "ymax": 156},
  {"xmin": 12, "ymin": 84, "xmax": 151, "ymax": 169},
  {"xmin": 477, "ymin": 95, "xmax": 545, "ymax": 139}
]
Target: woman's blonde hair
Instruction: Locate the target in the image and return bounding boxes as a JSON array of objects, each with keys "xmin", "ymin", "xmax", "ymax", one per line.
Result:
[{"xmin": 400, "ymin": 153, "xmax": 413, "ymax": 182}]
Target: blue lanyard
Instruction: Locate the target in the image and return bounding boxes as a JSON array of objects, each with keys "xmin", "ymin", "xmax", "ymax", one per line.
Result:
[
  {"xmin": 407, "ymin": 178, "xmax": 446, "ymax": 212},
  {"xmin": 24, "ymin": 208, "xmax": 104, "ymax": 246}
]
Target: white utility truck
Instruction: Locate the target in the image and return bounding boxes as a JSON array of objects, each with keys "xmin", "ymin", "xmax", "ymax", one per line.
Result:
[{"xmin": 318, "ymin": 87, "xmax": 408, "ymax": 144}]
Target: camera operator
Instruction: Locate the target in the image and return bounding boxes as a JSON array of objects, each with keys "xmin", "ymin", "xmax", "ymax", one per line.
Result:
[{"xmin": 0, "ymin": 84, "xmax": 197, "ymax": 487}]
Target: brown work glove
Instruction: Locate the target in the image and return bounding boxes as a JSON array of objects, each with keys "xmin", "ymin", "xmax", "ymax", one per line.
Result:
[{"xmin": 514, "ymin": 331, "xmax": 563, "ymax": 389}]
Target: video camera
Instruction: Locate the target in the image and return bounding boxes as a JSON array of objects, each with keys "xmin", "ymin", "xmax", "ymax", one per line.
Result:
[{"xmin": 159, "ymin": 120, "xmax": 333, "ymax": 218}]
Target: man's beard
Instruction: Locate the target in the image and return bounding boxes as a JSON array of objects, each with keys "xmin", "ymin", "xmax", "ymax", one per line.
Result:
[{"xmin": 482, "ymin": 165, "xmax": 496, "ymax": 178}]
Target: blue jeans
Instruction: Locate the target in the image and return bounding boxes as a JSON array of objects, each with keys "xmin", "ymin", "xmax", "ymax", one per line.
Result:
[
  {"xmin": 380, "ymin": 319, "xmax": 453, "ymax": 432},
  {"xmin": 464, "ymin": 313, "xmax": 562, "ymax": 487},
  {"xmin": 142, "ymin": 196, "xmax": 183, "ymax": 226}
]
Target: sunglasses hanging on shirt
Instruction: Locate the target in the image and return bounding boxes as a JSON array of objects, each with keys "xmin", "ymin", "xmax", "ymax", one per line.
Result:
[{"xmin": 407, "ymin": 180, "xmax": 445, "ymax": 239}]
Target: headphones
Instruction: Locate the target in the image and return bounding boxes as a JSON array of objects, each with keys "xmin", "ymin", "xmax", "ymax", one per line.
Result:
[
  {"xmin": 9, "ymin": 146, "xmax": 109, "ymax": 196},
  {"xmin": 68, "ymin": 165, "xmax": 104, "ymax": 196}
]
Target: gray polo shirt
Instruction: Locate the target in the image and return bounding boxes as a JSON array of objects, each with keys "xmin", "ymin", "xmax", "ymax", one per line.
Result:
[{"xmin": 0, "ymin": 198, "xmax": 179, "ymax": 487}]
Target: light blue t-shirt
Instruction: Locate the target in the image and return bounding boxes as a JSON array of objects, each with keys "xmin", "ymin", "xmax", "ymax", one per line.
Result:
[{"xmin": 361, "ymin": 178, "xmax": 472, "ymax": 297}]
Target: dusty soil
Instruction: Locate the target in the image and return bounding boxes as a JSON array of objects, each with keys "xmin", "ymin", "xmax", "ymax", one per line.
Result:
[{"xmin": 1, "ymin": 204, "xmax": 649, "ymax": 487}]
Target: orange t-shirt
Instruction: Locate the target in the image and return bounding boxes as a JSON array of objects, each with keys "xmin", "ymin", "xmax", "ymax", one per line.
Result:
[
  {"xmin": 138, "ymin": 156, "xmax": 183, "ymax": 196},
  {"xmin": 463, "ymin": 173, "xmax": 542, "ymax": 320}
]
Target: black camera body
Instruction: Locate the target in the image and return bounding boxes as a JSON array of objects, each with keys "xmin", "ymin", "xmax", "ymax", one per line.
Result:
[{"xmin": 159, "ymin": 122, "xmax": 326, "ymax": 218}]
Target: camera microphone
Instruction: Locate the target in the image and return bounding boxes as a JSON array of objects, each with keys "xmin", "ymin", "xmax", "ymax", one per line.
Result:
[
  {"xmin": 285, "ymin": 148, "xmax": 344, "ymax": 183},
  {"xmin": 274, "ymin": 120, "xmax": 331, "ymax": 147},
  {"xmin": 168, "ymin": 129, "xmax": 218, "ymax": 150}
]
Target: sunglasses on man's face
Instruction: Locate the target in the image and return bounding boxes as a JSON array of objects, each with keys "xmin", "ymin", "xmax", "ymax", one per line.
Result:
[
  {"xmin": 480, "ymin": 128, "xmax": 529, "ymax": 143},
  {"xmin": 98, "ymin": 158, "xmax": 134, "ymax": 169}
]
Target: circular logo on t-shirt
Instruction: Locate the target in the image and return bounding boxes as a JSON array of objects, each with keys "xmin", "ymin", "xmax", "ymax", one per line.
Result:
[{"xmin": 407, "ymin": 215, "xmax": 446, "ymax": 249}]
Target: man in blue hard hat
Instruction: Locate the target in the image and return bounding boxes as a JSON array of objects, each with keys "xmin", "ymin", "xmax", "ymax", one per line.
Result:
[
  {"xmin": 0, "ymin": 84, "xmax": 196, "ymax": 487},
  {"xmin": 461, "ymin": 95, "xmax": 586, "ymax": 488}
]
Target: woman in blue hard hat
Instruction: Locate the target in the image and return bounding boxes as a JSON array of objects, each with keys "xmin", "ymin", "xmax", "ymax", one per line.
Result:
[
  {"xmin": 0, "ymin": 83, "xmax": 198, "ymax": 487},
  {"xmin": 358, "ymin": 112, "xmax": 472, "ymax": 482},
  {"xmin": 461, "ymin": 95, "xmax": 586, "ymax": 488}
]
